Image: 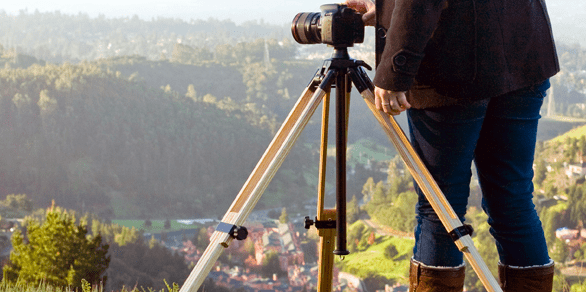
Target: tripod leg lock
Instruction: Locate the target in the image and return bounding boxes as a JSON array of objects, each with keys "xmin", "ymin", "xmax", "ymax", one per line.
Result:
[
  {"xmin": 216, "ymin": 222, "xmax": 248, "ymax": 241},
  {"xmin": 449, "ymin": 224, "xmax": 474, "ymax": 242},
  {"xmin": 304, "ymin": 216, "xmax": 336, "ymax": 230}
]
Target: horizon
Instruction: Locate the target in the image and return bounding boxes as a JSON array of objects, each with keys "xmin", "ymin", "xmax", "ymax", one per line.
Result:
[
  {"xmin": 1, "ymin": 0, "xmax": 584, "ymax": 46},
  {"xmin": 1, "ymin": 0, "xmax": 322, "ymax": 25}
]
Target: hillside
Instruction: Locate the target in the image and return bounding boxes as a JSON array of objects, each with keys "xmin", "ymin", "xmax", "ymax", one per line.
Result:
[
  {"xmin": 0, "ymin": 61, "xmax": 314, "ymax": 219},
  {"xmin": 548, "ymin": 123, "xmax": 586, "ymax": 143},
  {"xmin": 0, "ymin": 11, "xmax": 291, "ymax": 63},
  {"xmin": 537, "ymin": 117, "xmax": 586, "ymax": 141},
  {"xmin": 1, "ymin": 50, "xmax": 581, "ymax": 220},
  {"xmin": 333, "ymin": 220, "xmax": 413, "ymax": 290}
]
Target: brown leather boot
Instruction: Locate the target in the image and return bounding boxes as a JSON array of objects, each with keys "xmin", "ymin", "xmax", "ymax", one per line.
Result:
[
  {"xmin": 409, "ymin": 258, "xmax": 466, "ymax": 292},
  {"xmin": 498, "ymin": 260, "xmax": 555, "ymax": 292}
]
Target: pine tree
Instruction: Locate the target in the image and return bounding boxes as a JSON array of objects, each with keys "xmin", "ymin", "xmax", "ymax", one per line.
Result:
[
  {"xmin": 279, "ymin": 207, "xmax": 289, "ymax": 224},
  {"xmin": 3, "ymin": 203, "xmax": 110, "ymax": 288},
  {"xmin": 261, "ymin": 251, "xmax": 283, "ymax": 278},
  {"xmin": 362, "ymin": 177, "xmax": 375, "ymax": 204},
  {"xmin": 347, "ymin": 195, "xmax": 360, "ymax": 224},
  {"xmin": 195, "ymin": 228, "xmax": 209, "ymax": 250},
  {"xmin": 186, "ymin": 84, "xmax": 197, "ymax": 101},
  {"xmin": 149, "ymin": 234, "xmax": 159, "ymax": 249}
]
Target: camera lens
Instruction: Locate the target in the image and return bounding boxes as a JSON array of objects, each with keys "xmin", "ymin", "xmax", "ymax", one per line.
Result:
[{"xmin": 291, "ymin": 12, "xmax": 321, "ymax": 44}]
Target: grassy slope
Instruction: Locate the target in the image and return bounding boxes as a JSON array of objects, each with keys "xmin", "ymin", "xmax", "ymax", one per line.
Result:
[
  {"xmin": 336, "ymin": 221, "xmax": 414, "ymax": 285},
  {"xmin": 327, "ymin": 138, "xmax": 397, "ymax": 168},
  {"xmin": 347, "ymin": 138, "xmax": 396, "ymax": 166},
  {"xmin": 538, "ymin": 117, "xmax": 586, "ymax": 141},
  {"xmin": 111, "ymin": 219, "xmax": 201, "ymax": 233},
  {"xmin": 0, "ymin": 281, "xmax": 179, "ymax": 292},
  {"xmin": 548, "ymin": 123, "xmax": 586, "ymax": 143}
]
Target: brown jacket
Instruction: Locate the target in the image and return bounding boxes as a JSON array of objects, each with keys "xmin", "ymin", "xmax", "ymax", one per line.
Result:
[{"xmin": 374, "ymin": 0, "xmax": 559, "ymax": 108}]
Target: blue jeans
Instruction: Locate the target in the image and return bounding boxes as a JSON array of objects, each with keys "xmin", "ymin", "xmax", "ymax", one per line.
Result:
[{"xmin": 408, "ymin": 80, "xmax": 551, "ymax": 267}]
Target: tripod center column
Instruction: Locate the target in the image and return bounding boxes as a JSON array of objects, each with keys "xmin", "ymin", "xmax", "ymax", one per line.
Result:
[{"xmin": 334, "ymin": 69, "xmax": 350, "ymax": 256}]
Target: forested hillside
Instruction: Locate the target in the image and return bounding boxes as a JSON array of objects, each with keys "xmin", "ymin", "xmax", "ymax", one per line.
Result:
[
  {"xmin": 0, "ymin": 10, "xmax": 291, "ymax": 63},
  {"xmin": 97, "ymin": 53, "xmax": 320, "ymax": 122},
  {"xmin": 0, "ymin": 34, "xmax": 396, "ymax": 220},
  {"xmin": 0, "ymin": 60, "xmax": 314, "ymax": 219},
  {"xmin": 517, "ymin": 128, "xmax": 586, "ymax": 290},
  {"xmin": 547, "ymin": 42, "xmax": 586, "ymax": 119},
  {"xmin": 2, "ymin": 10, "xmax": 586, "ymax": 141}
]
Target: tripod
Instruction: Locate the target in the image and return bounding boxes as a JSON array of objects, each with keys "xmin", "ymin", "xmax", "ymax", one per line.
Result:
[{"xmin": 179, "ymin": 47, "xmax": 502, "ymax": 292}]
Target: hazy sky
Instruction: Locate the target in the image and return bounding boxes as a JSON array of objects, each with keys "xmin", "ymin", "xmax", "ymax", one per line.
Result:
[
  {"xmin": 1, "ymin": 0, "xmax": 323, "ymax": 25},
  {"xmin": 0, "ymin": 0, "xmax": 581, "ymax": 25},
  {"xmin": 2, "ymin": 0, "xmax": 585, "ymax": 46}
]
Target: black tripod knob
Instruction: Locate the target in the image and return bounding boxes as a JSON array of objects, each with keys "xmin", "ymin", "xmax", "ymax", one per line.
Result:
[
  {"xmin": 231, "ymin": 226, "xmax": 248, "ymax": 241},
  {"xmin": 304, "ymin": 216, "xmax": 314, "ymax": 229}
]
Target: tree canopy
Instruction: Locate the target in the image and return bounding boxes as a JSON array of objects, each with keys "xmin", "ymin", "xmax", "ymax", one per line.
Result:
[
  {"xmin": 0, "ymin": 59, "xmax": 313, "ymax": 219},
  {"xmin": 3, "ymin": 203, "xmax": 110, "ymax": 288}
]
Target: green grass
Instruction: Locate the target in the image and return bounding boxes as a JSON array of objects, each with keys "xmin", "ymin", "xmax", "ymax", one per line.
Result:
[
  {"xmin": 543, "ymin": 116, "xmax": 586, "ymax": 123},
  {"xmin": 548, "ymin": 123, "xmax": 586, "ymax": 143},
  {"xmin": 111, "ymin": 219, "xmax": 201, "ymax": 233},
  {"xmin": 0, "ymin": 280, "xmax": 180, "ymax": 292},
  {"xmin": 328, "ymin": 138, "xmax": 396, "ymax": 168},
  {"xmin": 337, "ymin": 236, "xmax": 413, "ymax": 282},
  {"xmin": 336, "ymin": 221, "xmax": 414, "ymax": 285},
  {"xmin": 107, "ymin": 191, "xmax": 142, "ymax": 219},
  {"xmin": 302, "ymin": 164, "xmax": 334, "ymax": 193},
  {"xmin": 0, "ymin": 281, "xmax": 99, "ymax": 292},
  {"xmin": 0, "ymin": 282, "xmax": 75, "ymax": 292}
]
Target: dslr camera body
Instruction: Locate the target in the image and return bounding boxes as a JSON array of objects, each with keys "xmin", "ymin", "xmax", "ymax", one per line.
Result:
[{"xmin": 292, "ymin": 4, "xmax": 364, "ymax": 47}]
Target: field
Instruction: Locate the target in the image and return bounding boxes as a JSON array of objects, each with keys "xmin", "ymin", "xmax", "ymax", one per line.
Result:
[
  {"xmin": 0, "ymin": 281, "xmax": 179, "ymax": 292},
  {"xmin": 336, "ymin": 221, "xmax": 415, "ymax": 286},
  {"xmin": 547, "ymin": 122, "xmax": 586, "ymax": 143},
  {"xmin": 328, "ymin": 138, "xmax": 397, "ymax": 168},
  {"xmin": 538, "ymin": 117, "xmax": 586, "ymax": 141},
  {"xmin": 111, "ymin": 219, "xmax": 205, "ymax": 233}
]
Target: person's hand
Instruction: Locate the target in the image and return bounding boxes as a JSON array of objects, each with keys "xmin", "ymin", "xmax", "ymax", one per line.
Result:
[
  {"xmin": 344, "ymin": 0, "xmax": 375, "ymax": 26},
  {"xmin": 374, "ymin": 87, "xmax": 410, "ymax": 115}
]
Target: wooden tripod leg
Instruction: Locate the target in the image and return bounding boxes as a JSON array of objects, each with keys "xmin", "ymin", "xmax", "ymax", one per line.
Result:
[
  {"xmin": 315, "ymin": 92, "xmax": 337, "ymax": 292},
  {"xmin": 356, "ymin": 87, "xmax": 503, "ymax": 292},
  {"xmin": 179, "ymin": 85, "xmax": 327, "ymax": 292},
  {"xmin": 317, "ymin": 210, "xmax": 337, "ymax": 292},
  {"xmin": 316, "ymin": 92, "xmax": 330, "ymax": 226}
]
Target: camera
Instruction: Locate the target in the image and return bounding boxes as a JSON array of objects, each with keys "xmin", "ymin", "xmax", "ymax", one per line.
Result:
[{"xmin": 291, "ymin": 4, "xmax": 364, "ymax": 47}]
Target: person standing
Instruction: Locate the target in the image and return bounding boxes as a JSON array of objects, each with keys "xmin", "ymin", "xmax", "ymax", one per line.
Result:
[{"xmin": 345, "ymin": 0, "xmax": 559, "ymax": 291}]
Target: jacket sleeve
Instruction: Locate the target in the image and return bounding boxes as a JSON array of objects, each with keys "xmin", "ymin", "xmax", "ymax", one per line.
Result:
[{"xmin": 374, "ymin": 0, "xmax": 447, "ymax": 91}]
